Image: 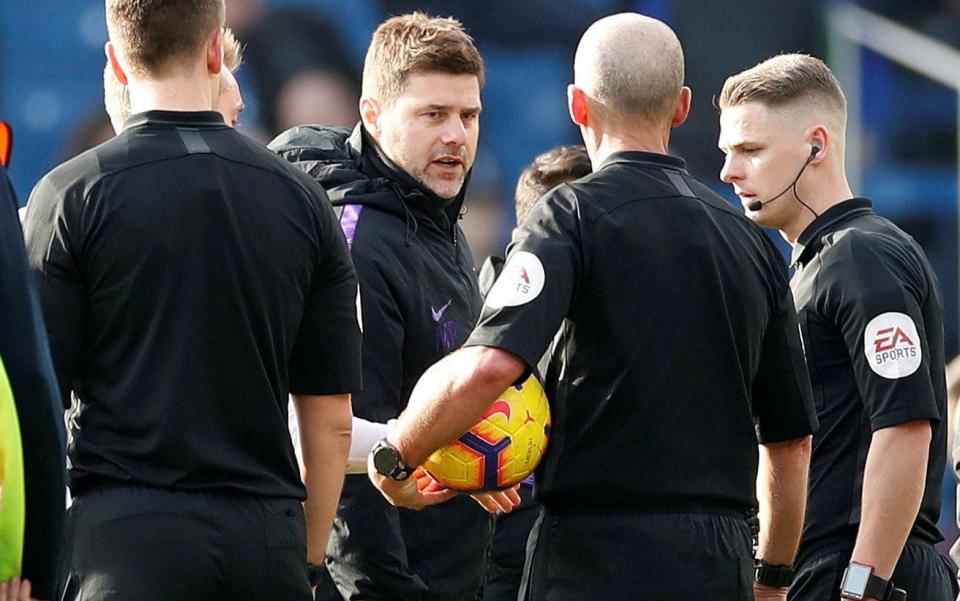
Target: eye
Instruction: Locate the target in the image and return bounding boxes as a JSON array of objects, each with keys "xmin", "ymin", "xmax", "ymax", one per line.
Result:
[
  {"xmin": 462, "ymin": 111, "xmax": 479, "ymax": 123},
  {"xmin": 424, "ymin": 111, "xmax": 443, "ymax": 121}
]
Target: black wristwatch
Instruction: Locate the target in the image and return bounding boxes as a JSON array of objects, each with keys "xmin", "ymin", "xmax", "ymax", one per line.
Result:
[
  {"xmin": 307, "ymin": 563, "xmax": 325, "ymax": 587},
  {"xmin": 840, "ymin": 562, "xmax": 906, "ymax": 601},
  {"xmin": 371, "ymin": 438, "xmax": 414, "ymax": 481},
  {"xmin": 754, "ymin": 559, "xmax": 794, "ymax": 588}
]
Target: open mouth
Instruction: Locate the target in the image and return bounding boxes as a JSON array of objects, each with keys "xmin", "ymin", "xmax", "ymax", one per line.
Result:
[{"xmin": 433, "ymin": 157, "xmax": 463, "ymax": 168}]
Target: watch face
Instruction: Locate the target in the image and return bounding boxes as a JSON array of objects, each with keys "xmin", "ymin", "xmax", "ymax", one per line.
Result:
[
  {"xmin": 373, "ymin": 444, "xmax": 399, "ymax": 476},
  {"xmin": 840, "ymin": 563, "xmax": 872, "ymax": 598}
]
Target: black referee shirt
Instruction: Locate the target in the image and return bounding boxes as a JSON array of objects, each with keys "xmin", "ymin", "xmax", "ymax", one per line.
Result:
[
  {"xmin": 23, "ymin": 110, "xmax": 362, "ymax": 500},
  {"xmin": 790, "ymin": 198, "xmax": 946, "ymax": 561},
  {"xmin": 466, "ymin": 151, "xmax": 817, "ymax": 511}
]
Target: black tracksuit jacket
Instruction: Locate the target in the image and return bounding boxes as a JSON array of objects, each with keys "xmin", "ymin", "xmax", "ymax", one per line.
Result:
[{"xmin": 271, "ymin": 124, "xmax": 492, "ymax": 601}]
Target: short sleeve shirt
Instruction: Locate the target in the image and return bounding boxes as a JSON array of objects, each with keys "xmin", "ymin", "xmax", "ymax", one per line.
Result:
[
  {"xmin": 466, "ymin": 151, "xmax": 817, "ymax": 509},
  {"xmin": 23, "ymin": 111, "xmax": 362, "ymax": 499},
  {"xmin": 790, "ymin": 198, "xmax": 946, "ymax": 556}
]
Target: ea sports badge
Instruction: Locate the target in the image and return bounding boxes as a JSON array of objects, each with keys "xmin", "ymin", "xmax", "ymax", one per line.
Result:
[
  {"xmin": 863, "ymin": 312, "xmax": 922, "ymax": 379},
  {"xmin": 485, "ymin": 251, "xmax": 545, "ymax": 309}
]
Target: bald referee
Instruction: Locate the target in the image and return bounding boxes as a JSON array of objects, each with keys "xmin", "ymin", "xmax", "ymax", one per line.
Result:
[{"xmin": 369, "ymin": 13, "xmax": 817, "ymax": 599}]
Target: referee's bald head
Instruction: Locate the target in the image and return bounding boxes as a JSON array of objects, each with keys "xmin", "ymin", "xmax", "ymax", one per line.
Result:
[{"xmin": 573, "ymin": 13, "xmax": 684, "ymax": 126}]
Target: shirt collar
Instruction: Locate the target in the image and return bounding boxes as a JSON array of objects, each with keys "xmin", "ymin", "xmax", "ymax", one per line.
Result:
[
  {"xmin": 790, "ymin": 197, "xmax": 874, "ymax": 267},
  {"xmin": 597, "ymin": 150, "xmax": 688, "ymax": 173},
  {"xmin": 125, "ymin": 110, "xmax": 226, "ymax": 129}
]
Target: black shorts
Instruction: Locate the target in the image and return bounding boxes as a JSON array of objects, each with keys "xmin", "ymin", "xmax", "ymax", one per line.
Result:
[
  {"xmin": 790, "ymin": 540, "xmax": 958, "ymax": 601},
  {"xmin": 58, "ymin": 484, "xmax": 312, "ymax": 601},
  {"xmin": 520, "ymin": 509, "xmax": 754, "ymax": 600},
  {"xmin": 483, "ymin": 484, "xmax": 540, "ymax": 601}
]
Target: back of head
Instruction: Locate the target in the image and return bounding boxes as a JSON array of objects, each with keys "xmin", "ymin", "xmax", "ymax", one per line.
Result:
[
  {"xmin": 514, "ymin": 145, "xmax": 592, "ymax": 224},
  {"xmin": 103, "ymin": 25, "xmax": 242, "ymax": 132},
  {"xmin": 719, "ymin": 54, "xmax": 846, "ymax": 125},
  {"xmin": 361, "ymin": 12, "xmax": 484, "ymax": 105},
  {"xmin": 574, "ymin": 13, "xmax": 684, "ymax": 125},
  {"xmin": 106, "ymin": 0, "xmax": 225, "ymax": 78}
]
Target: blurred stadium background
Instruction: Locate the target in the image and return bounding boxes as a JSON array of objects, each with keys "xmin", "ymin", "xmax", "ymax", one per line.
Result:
[{"xmin": 2, "ymin": 0, "xmax": 958, "ymax": 553}]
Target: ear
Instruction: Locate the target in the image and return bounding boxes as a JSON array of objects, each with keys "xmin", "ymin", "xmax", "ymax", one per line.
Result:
[
  {"xmin": 567, "ymin": 84, "xmax": 589, "ymax": 127},
  {"xmin": 807, "ymin": 125, "xmax": 830, "ymax": 164},
  {"xmin": 359, "ymin": 97, "xmax": 383, "ymax": 141},
  {"xmin": 671, "ymin": 86, "xmax": 692, "ymax": 128},
  {"xmin": 206, "ymin": 27, "xmax": 223, "ymax": 76},
  {"xmin": 105, "ymin": 41, "xmax": 128, "ymax": 86}
]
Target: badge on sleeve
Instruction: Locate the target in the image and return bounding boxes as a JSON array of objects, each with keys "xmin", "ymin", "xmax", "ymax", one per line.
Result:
[
  {"xmin": 863, "ymin": 312, "xmax": 922, "ymax": 379},
  {"xmin": 485, "ymin": 251, "xmax": 545, "ymax": 309}
]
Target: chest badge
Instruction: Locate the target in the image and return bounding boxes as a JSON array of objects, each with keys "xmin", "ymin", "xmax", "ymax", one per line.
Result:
[{"xmin": 432, "ymin": 300, "xmax": 457, "ymax": 352}]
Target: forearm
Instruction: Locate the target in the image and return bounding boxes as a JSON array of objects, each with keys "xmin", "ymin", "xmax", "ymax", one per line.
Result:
[
  {"xmin": 756, "ymin": 435, "xmax": 811, "ymax": 565},
  {"xmin": 294, "ymin": 393, "xmax": 352, "ymax": 565},
  {"xmin": 851, "ymin": 420, "xmax": 931, "ymax": 579},
  {"xmin": 390, "ymin": 346, "xmax": 525, "ymax": 466}
]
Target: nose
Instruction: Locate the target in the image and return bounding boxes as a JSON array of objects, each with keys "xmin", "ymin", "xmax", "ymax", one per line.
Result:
[
  {"xmin": 719, "ymin": 154, "xmax": 740, "ymax": 184},
  {"xmin": 440, "ymin": 116, "xmax": 467, "ymax": 147}
]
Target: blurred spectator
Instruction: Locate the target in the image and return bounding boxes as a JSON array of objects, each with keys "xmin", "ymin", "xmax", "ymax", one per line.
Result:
[
  {"xmin": 239, "ymin": 7, "xmax": 359, "ymax": 136},
  {"xmin": 274, "ymin": 69, "xmax": 357, "ymax": 132}
]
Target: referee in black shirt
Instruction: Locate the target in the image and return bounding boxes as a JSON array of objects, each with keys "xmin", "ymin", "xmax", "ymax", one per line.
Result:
[
  {"xmin": 369, "ymin": 13, "xmax": 817, "ymax": 600},
  {"xmin": 719, "ymin": 54, "xmax": 957, "ymax": 600},
  {"xmin": 22, "ymin": 2, "xmax": 361, "ymax": 600}
]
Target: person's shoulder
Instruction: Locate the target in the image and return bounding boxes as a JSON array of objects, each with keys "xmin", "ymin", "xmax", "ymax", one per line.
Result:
[
  {"xmin": 818, "ymin": 222, "xmax": 928, "ymax": 295},
  {"xmin": 31, "ymin": 138, "xmax": 121, "ymax": 204},
  {"xmin": 268, "ymin": 124, "xmax": 364, "ymax": 187},
  {"xmin": 821, "ymin": 220, "xmax": 907, "ymax": 265},
  {"xmin": 269, "ymin": 123, "xmax": 353, "ymax": 158}
]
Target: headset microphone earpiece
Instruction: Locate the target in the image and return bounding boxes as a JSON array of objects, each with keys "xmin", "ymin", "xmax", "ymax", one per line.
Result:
[{"xmin": 746, "ymin": 144, "xmax": 821, "ymax": 214}]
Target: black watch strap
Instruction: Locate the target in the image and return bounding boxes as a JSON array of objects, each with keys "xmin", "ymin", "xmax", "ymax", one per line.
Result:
[
  {"xmin": 371, "ymin": 438, "xmax": 414, "ymax": 481},
  {"xmin": 841, "ymin": 563, "xmax": 899, "ymax": 601},
  {"xmin": 754, "ymin": 560, "xmax": 794, "ymax": 588}
]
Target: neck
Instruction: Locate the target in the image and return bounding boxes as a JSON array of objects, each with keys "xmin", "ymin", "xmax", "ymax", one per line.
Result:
[
  {"xmin": 782, "ymin": 167, "xmax": 854, "ymax": 243},
  {"xmin": 127, "ymin": 67, "xmax": 215, "ymax": 115},
  {"xmin": 586, "ymin": 123, "xmax": 671, "ymax": 169}
]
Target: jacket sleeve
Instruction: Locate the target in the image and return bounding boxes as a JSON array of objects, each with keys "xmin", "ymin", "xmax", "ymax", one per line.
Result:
[
  {"xmin": 349, "ymin": 250, "xmax": 406, "ymax": 422},
  {"xmin": 0, "ymin": 166, "xmax": 65, "ymax": 601}
]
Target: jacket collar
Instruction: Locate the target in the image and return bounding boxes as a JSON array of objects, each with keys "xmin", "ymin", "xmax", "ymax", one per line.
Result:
[{"xmin": 351, "ymin": 124, "xmax": 469, "ymax": 224}]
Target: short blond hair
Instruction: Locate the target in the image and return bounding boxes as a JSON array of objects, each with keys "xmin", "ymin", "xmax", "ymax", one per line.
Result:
[
  {"xmin": 361, "ymin": 12, "xmax": 484, "ymax": 104},
  {"xmin": 719, "ymin": 53, "xmax": 846, "ymax": 117},
  {"xmin": 104, "ymin": 27, "xmax": 243, "ymax": 130}
]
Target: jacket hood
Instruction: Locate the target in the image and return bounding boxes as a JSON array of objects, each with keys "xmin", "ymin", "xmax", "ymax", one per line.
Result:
[{"xmin": 269, "ymin": 123, "xmax": 470, "ymax": 227}]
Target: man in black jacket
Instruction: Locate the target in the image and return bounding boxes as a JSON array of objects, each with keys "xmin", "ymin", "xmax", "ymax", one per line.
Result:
[
  {"xmin": 0, "ymin": 161, "xmax": 64, "ymax": 601},
  {"xmin": 272, "ymin": 12, "xmax": 510, "ymax": 601}
]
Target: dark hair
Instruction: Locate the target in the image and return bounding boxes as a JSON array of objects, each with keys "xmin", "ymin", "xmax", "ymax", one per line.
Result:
[{"xmin": 514, "ymin": 145, "xmax": 591, "ymax": 224}]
